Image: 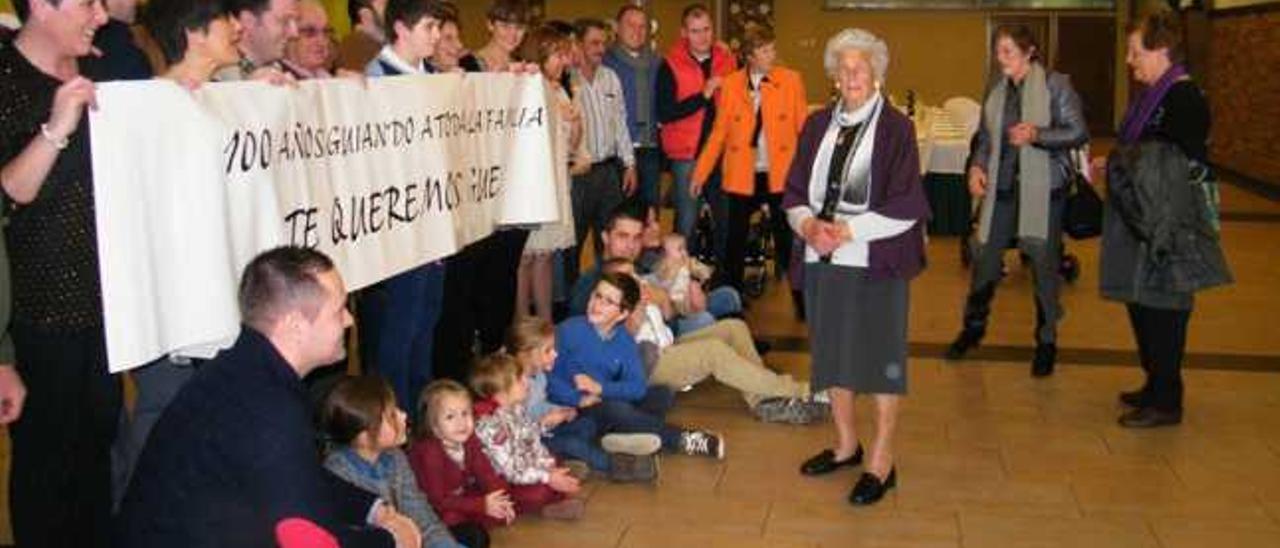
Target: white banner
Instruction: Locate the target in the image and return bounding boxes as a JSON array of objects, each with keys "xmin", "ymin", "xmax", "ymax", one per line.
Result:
[{"xmin": 90, "ymin": 73, "xmax": 558, "ymax": 373}]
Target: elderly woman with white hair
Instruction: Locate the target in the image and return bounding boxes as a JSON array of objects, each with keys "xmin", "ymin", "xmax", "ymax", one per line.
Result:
[{"xmin": 784, "ymin": 29, "xmax": 928, "ymax": 505}]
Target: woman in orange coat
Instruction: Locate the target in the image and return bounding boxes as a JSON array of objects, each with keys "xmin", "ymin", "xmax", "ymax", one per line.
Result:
[{"xmin": 692, "ymin": 25, "xmax": 808, "ymax": 293}]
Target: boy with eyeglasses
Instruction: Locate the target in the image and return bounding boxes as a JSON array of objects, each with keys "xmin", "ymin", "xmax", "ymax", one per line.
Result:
[{"xmin": 549, "ymin": 272, "xmax": 725, "ymax": 459}]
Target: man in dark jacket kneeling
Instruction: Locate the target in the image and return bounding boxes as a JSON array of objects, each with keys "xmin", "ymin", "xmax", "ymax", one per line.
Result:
[{"xmin": 117, "ymin": 246, "xmax": 419, "ymax": 547}]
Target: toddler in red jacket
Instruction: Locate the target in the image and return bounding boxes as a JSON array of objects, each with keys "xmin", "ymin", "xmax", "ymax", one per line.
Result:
[{"xmin": 408, "ymin": 380, "xmax": 514, "ymax": 548}]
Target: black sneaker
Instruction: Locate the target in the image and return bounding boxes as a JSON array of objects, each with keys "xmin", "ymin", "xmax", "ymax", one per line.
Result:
[
  {"xmin": 945, "ymin": 329, "xmax": 983, "ymax": 360},
  {"xmin": 679, "ymin": 430, "xmax": 724, "ymax": 459}
]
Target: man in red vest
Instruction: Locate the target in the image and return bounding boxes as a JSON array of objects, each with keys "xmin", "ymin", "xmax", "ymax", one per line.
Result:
[{"xmin": 656, "ymin": 3, "xmax": 736, "ymax": 263}]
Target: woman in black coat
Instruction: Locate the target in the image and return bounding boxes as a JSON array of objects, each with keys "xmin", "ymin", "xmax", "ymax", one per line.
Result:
[{"xmin": 1096, "ymin": 10, "xmax": 1231, "ymax": 428}]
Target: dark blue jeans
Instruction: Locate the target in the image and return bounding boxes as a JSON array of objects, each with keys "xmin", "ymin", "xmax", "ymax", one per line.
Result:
[
  {"xmin": 634, "ymin": 146, "xmax": 664, "ymax": 212},
  {"xmin": 358, "ymin": 261, "xmax": 446, "ymax": 411},
  {"xmin": 542, "ymin": 415, "xmax": 609, "ymax": 471},
  {"xmin": 670, "ymin": 160, "xmax": 729, "ymax": 266},
  {"xmin": 580, "ymin": 386, "xmax": 681, "ymax": 450}
]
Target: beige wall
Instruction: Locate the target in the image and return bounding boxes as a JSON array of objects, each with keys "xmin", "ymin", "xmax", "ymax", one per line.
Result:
[
  {"xmin": 358, "ymin": 1, "xmax": 1147, "ymax": 118},
  {"xmin": 455, "ymin": 0, "xmax": 692, "ymax": 54},
  {"xmin": 451, "ymin": 0, "xmax": 991, "ymax": 106},
  {"xmin": 773, "ymin": 5, "xmax": 990, "ymax": 105}
]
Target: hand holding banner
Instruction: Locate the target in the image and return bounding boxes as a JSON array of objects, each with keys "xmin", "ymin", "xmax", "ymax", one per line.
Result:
[{"xmin": 91, "ymin": 72, "xmax": 558, "ymax": 372}]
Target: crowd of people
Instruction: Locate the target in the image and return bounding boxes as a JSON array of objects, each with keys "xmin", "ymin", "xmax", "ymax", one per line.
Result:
[{"xmin": 0, "ymin": 0, "xmax": 1231, "ymax": 546}]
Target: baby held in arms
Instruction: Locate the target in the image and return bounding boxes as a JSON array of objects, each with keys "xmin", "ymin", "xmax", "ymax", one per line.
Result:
[{"xmin": 648, "ymin": 233, "xmax": 713, "ymax": 316}]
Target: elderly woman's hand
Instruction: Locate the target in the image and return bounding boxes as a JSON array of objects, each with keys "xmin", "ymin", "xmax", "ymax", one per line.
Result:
[{"xmin": 803, "ymin": 218, "xmax": 845, "ymax": 256}]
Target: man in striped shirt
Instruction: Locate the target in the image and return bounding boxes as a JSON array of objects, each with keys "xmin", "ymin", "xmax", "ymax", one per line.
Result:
[{"xmin": 570, "ymin": 17, "xmax": 637, "ymax": 269}]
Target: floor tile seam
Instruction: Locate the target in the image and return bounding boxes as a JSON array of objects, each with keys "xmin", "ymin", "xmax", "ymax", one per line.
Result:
[
  {"xmin": 953, "ymin": 509, "xmax": 967, "ymax": 548},
  {"xmin": 756, "ymin": 337, "xmax": 1280, "ymax": 372},
  {"xmin": 613, "ymin": 522, "xmax": 631, "ymax": 548},
  {"xmin": 1144, "ymin": 515, "xmax": 1168, "ymax": 548}
]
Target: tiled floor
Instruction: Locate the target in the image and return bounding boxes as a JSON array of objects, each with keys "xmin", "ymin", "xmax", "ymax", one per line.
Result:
[
  {"xmin": 4, "ymin": 181, "xmax": 1280, "ymax": 546},
  {"xmin": 488, "ymin": 181, "xmax": 1280, "ymax": 547}
]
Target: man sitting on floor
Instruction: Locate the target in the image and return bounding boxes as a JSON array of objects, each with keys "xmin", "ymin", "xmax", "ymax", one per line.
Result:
[
  {"xmin": 570, "ymin": 203, "xmax": 743, "ymax": 336},
  {"xmin": 602, "ymin": 258, "xmax": 826, "ymax": 424}
]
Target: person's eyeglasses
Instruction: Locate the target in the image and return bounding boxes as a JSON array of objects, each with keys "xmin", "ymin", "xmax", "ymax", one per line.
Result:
[
  {"xmin": 494, "ymin": 21, "xmax": 527, "ymax": 32},
  {"xmin": 590, "ymin": 291, "xmax": 621, "ymax": 309},
  {"xmin": 298, "ymin": 26, "xmax": 335, "ymax": 40}
]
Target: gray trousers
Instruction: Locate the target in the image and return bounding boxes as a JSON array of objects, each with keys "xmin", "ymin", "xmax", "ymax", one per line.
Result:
[{"xmin": 963, "ymin": 193, "xmax": 1065, "ymax": 345}]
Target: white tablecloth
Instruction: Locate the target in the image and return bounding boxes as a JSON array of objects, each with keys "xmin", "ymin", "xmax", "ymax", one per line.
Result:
[{"xmin": 914, "ymin": 107, "xmax": 973, "ymax": 176}]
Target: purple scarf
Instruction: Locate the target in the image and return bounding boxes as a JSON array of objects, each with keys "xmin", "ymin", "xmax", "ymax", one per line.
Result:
[{"xmin": 1118, "ymin": 64, "xmax": 1188, "ymax": 144}]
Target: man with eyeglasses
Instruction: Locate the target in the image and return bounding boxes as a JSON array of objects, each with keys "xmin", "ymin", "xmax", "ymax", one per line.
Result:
[
  {"xmin": 214, "ymin": 0, "xmax": 301, "ymax": 81},
  {"xmin": 283, "ymin": 0, "xmax": 334, "ymax": 79}
]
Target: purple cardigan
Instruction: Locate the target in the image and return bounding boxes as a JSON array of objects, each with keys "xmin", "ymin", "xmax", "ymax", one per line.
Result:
[{"xmin": 782, "ymin": 104, "xmax": 930, "ymax": 283}]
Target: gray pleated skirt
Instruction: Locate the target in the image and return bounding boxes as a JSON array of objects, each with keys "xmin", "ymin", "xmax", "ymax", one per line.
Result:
[{"xmin": 804, "ymin": 262, "xmax": 910, "ymax": 395}]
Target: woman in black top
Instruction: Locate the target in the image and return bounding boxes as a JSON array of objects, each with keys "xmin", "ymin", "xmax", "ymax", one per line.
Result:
[{"xmin": 1097, "ymin": 10, "xmax": 1230, "ymax": 428}]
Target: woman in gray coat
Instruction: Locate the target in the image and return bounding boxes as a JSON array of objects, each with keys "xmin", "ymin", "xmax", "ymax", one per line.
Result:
[{"xmin": 945, "ymin": 24, "xmax": 1088, "ymax": 377}]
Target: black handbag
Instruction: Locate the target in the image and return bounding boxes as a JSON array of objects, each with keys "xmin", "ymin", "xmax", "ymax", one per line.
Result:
[{"xmin": 1063, "ymin": 157, "xmax": 1103, "ymax": 240}]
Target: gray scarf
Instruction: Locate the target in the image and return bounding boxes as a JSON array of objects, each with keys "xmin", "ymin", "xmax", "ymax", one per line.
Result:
[
  {"xmin": 978, "ymin": 63, "xmax": 1052, "ymax": 243},
  {"xmin": 609, "ymin": 44, "xmax": 659, "ymax": 141}
]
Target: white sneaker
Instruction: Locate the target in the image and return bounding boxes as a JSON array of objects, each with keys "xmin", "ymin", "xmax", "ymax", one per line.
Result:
[{"xmin": 601, "ymin": 433, "xmax": 662, "ymax": 456}]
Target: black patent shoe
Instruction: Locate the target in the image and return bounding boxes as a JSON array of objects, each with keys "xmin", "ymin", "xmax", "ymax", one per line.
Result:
[
  {"xmin": 848, "ymin": 468, "xmax": 896, "ymax": 506},
  {"xmin": 1031, "ymin": 343, "xmax": 1056, "ymax": 377},
  {"xmin": 945, "ymin": 329, "xmax": 983, "ymax": 360},
  {"xmin": 800, "ymin": 446, "xmax": 863, "ymax": 476},
  {"xmin": 1118, "ymin": 407, "xmax": 1182, "ymax": 428}
]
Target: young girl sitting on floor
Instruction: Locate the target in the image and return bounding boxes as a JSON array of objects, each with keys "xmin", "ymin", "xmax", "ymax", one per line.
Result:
[
  {"xmin": 319, "ymin": 375, "xmax": 460, "ymax": 548},
  {"xmin": 471, "ymin": 353, "xmax": 585, "ymax": 519},
  {"xmin": 507, "ymin": 316, "xmax": 662, "ymax": 482},
  {"xmin": 408, "ymin": 380, "xmax": 515, "ymax": 548}
]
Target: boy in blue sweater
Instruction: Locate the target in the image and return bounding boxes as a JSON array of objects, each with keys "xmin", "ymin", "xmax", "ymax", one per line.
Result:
[{"xmin": 549, "ymin": 273, "xmax": 724, "ymax": 459}]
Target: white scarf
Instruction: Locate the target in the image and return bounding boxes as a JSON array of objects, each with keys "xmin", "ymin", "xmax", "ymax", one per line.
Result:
[{"xmin": 808, "ymin": 93, "xmax": 883, "ymax": 219}]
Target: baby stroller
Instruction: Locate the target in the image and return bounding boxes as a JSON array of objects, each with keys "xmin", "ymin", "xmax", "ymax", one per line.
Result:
[
  {"xmin": 958, "ymin": 208, "xmax": 1081, "ymax": 283},
  {"xmin": 741, "ymin": 204, "xmax": 778, "ymax": 299},
  {"xmin": 957, "ymin": 144, "xmax": 1089, "ymax": 283},
  {"xmin": 691, "ymin": 203, "xmax": 719, "ymax": 268},
  {"xmin": 692, "ymin": 201, "xmax": 781, "ymax": 299}
]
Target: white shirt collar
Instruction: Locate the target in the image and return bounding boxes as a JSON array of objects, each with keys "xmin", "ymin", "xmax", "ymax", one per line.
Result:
[{"xmin": 377, "ymin": 45, "xmax": 426, "ymax": 75}]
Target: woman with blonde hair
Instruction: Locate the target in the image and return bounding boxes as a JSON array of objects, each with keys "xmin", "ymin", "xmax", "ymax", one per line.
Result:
[{"xmin": 514, "ymin": 23, "xmax": 589, "ymax": 322}]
